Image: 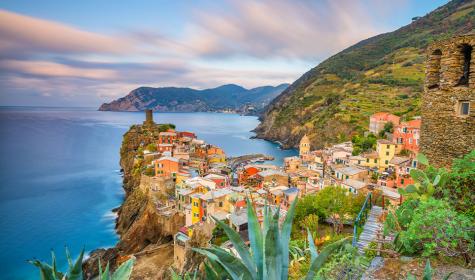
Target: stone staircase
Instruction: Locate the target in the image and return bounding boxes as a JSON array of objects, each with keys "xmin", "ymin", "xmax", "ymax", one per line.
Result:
[{"xmin": 356, "ymin": 206, "xmax": 383, "ymax": 254}]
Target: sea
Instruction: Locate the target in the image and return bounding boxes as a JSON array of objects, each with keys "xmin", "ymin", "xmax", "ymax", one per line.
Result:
[{"xmin": 0, "ymin": 107, "xmax": 297, "ymax": 279}]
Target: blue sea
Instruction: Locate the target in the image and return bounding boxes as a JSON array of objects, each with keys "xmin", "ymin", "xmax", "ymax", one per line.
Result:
[{"xmin": 0, "ymin": 107, "xmax": 296, "ymax": 279}]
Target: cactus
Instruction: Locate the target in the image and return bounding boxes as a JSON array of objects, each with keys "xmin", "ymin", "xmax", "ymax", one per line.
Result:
[{"xmin": 398, "ymin": 154, "xmax": 447, "ymax": 201}]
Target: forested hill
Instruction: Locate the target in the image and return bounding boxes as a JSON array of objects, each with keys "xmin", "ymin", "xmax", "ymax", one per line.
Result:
[
  {"xmin": 99, "ymin": 83, "xmax": 289, "ymax": 115},
  {"xmin": 255, "ymin": 0, "xmax": 475, "ymax": 148}
]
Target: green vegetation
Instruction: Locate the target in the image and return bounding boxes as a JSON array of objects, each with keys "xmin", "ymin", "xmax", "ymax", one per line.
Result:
[
  {"xmin": 192, "ymin": 198, "xmax": 349, "ymax": 280},
  {"xmin": 294, "ymin": 186, "xmax": 365, "ymax": 234},
  {"xmin": 385, "ymin": 151, "xmax": 475, "ymax": 265},
  {"xmin": 436, "ymin": 150, "xmax": 475, "ymax": 218},
  {"xmin": 259, "ymin": 0, "xmax": 474, "ymax": 148},
  {"xmin": 29, "ymin": 248, "xmax": 135, "ymax": 280},
  {"xmin": 351, "ymin": 134, "xmax": 377, "ymax": 155},
  {"xmin": 398, "ymin": 154, "xmax": 448, "ymax": 201}
]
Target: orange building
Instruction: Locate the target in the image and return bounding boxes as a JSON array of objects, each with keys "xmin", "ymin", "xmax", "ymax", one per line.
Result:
[
  {"xmin": 159, "ymin": 131, "xmax": 177, "ymax": 145},
  {"xmin": 155, "ymin": 156, "xmax": 180, "ymax": 178},
  {"xmin": 393, "ymin": 119, "xmax": 421, "ymax": 154}
]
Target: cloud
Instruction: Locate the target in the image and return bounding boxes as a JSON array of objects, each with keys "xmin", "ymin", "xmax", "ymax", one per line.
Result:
[
  {"xmin": 0, "ymin": 9, "xmax": 132, "ymax": 58},
  {"xmin": 0, "ymin": 1, "xmax": 416, "ymax": 106},
  {"xmin": 185, "ymin": 0, "xmax": 384, "ymax": 60}
]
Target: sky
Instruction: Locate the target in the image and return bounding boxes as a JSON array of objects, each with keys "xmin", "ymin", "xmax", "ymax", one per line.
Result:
[{"xmin": 0, "ymin": 0, "xmax": 449, "ymax": 107}]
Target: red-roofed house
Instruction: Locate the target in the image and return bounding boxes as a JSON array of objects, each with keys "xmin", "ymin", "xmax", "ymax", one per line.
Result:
[{"xmin": 369, "ymin": 112, "xmax": 400, "ymax": 134}]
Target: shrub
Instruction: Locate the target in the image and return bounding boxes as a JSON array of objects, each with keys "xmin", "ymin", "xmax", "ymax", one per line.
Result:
[
  {"xmin": 393, "ymin": 199, "xmax": 474, "ymax": 262},
  {"xmin": 437, "ymin": 150, "xmax": 475, "ymax": 218}
]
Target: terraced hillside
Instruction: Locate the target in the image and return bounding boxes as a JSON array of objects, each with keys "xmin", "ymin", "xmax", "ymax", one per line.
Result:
[{"xmin": 255, "ymin": 0, "xmax": 475, "ymax": 149}]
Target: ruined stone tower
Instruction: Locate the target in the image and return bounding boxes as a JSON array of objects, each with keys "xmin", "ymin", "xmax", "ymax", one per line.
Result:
[
  {"xmin": 143, "ymin": 109, "xmax": 154, "ymax": 126},
  {"xmin": 421, "ymin": 34, "xmax": 475, "ymax": 167}
]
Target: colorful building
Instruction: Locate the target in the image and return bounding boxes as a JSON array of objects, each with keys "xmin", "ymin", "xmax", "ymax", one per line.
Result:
[
  {"xmin": 369, "ymin": 112, "xmax": 400, "ymax": 134},
  {"xmin": 393, "ymin": 119, "xmax": 421, "ymax": 154},
  {"xmin": 376, "ymin": 139, "xmax": 396, "ymax": 170},
  {"xmin": 154, "ymin": 156, "xmax": 180, "ymax": 178},
  {"xmin": 159, "ymin": 131, "xmax": 177, "ymax": 144}
]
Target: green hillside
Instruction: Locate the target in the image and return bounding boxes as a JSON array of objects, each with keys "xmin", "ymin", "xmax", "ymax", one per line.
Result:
[{"xmin": 255, "ymin": 0, "xmax": 475, "ymax": 149}]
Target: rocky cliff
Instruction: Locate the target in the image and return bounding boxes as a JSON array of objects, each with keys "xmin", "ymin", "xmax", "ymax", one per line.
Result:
[
  {"xmin": 256, "ymin": 0, "xmax": 475, "ymax": 149},
  {"xmin": 83, "ymin": 122, "xmax": 183, "ymax": 278},
  {"xmin": 99, "ymin": 83, "xmax": 289, "ymax": 115}
]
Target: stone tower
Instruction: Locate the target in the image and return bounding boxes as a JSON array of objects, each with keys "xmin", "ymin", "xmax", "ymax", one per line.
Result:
[
  {"xmin": 421, "ymin": 34, "xmax": 475, "ymax": 167},
  {"xmin": 299, "ymin": 134, "xmax": 311, "ymax": 157},
  {"xmin": 144, "ymin": 109, "xmax": 155, "ymax": 126}
]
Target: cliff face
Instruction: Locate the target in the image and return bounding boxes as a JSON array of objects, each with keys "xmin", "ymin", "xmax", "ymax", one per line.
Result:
[
  {"xmin": 84, "ymin": 122, "xmax": 181, "ymax": 278},
  {"xmin": 256, "ymin": 0, "xmax": 475, "ymax": 149},
  {"xmin": 99, "ymin": 83, "xmax": 289, "ymax": 115}
]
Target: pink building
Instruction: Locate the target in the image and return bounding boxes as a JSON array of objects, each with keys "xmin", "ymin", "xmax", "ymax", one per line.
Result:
[{"xmin": 369, "ymin": 112, "xmax": 400, "ymax": 134}]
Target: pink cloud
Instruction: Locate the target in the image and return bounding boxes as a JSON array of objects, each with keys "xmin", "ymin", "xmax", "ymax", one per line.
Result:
[
  {"xmin": 186, "ymin": 0, "xmax": 384, "ymax": 60},
  {"xmin": 1, "ymin": 59, "xmax": 118, "ymax": 80},
  {"xmin": 0, "ymin": 9, "xmax": 132, "ymax": 56}
]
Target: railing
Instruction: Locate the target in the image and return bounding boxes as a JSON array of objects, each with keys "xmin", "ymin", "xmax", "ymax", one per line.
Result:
[{"xmin": 352, "ymin": 193, "xmax": 373, "ymax": 246}]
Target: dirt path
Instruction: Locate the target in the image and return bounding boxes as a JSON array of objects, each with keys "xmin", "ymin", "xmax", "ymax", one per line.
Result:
[{"xmin": 131, "ymin": 244, "xmax": 174, "ymax": 280}]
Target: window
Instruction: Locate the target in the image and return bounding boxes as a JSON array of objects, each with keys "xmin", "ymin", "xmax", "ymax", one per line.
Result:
[
  {"xmin": 385, "ymin": 160, "xmax": 389, "ymax": 165},
  {"xmin": 387, "ymin": 145, "xmax": 390, "ymax": 149},
  {"xmin": 428, "ymin": 49, "xmax": 442, "ymax": 89},
  {"xmin": 386, "ymin": 151, "xmax": 389, "ymax": 156},
  {"xmin": 458, "ymin": 44, "xmax": 472, "ymax": 86},
  {"xmin": 401, "ymin": 179, "xmax": 404, "ymax": 184},
  {"xmin": 403, "ymin": 127, "xmax": 407, "ymax": 133},
  {"xmin": 459, "ymin": 101, "xmax": 470, "ymax": 116},
  {"xmin": 219, "ymin": 201, "xmax": 223, "ymax": 207},
  {"xmin": 366, "ymin": 158, "xmax": 370, "ymax": 163},
  {"xmin": 409, "ymin": 138, "xmax": 412, "ymax": 144}
]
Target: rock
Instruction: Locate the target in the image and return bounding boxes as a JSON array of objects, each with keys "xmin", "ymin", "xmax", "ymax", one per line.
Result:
[{"xmin": 82, "ymin": 247, "xmax": 119, "ymax": 280}]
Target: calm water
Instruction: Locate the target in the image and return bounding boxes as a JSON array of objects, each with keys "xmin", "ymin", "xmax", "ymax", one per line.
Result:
[{"xmin": 0, "ymin": 107, "xmax": 296, "ymax": 279}]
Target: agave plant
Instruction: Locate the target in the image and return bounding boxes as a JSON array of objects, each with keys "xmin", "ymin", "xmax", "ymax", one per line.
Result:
[
  {"xmin": 398, "ymin": 154, "xmax": 447, "ymax": 201},
  {"xmin": 406, "ymin": 259, "xmax": 452, "ymax": 280},
  {"xmin": 29, "ymin": 247, "xmax": 135, "ymax": 280},
  {"xmin": 193, "ymin": 197, "xmax": 349, "ymax": 280}
]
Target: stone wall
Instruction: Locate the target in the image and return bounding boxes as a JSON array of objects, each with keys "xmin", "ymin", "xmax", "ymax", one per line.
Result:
[{"xmin": 421, "ymin": 34, "xmax": 475, "ymax": 167}]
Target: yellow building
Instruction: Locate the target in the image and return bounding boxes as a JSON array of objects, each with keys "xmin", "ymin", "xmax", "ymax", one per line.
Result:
[
  {"xmin": 377, "ymin": 139, "xmax": 396, "ymax": 170},
  {"xmin": 190, "ymin": 194, "xmax": 202, "ymax": 224},
  {"xmin": 361, "ymin": 152, "xmax": 379, "ymax": 169},
  {"xmin": 299, "ymin": 134, "xmax": 311, "ymax": 157}
]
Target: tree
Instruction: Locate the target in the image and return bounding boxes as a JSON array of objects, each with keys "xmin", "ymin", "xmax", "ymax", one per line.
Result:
[{"xmin": 314, "ymin": 187, "xmax": 352, "ymax": 234}]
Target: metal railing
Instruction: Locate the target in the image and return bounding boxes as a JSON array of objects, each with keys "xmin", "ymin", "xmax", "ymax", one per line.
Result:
[{"xmin": 352, "ymin": 193, "xmax": 373, "ymax": 246}]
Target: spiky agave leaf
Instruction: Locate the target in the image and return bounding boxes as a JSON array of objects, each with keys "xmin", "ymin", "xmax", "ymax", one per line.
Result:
[
  {"xmin": 28, "ymin": 259, "xmax": 60, "ymax": 280},
  {"xmin": 306, "ymin": 228, "xmax": 318, "ymax": 263},
  {"xmin": 193, "ymin": 246, "xmax": 253, "ymax": 280},
  {"xmin": 246, "ymin": 197, "xmax": 264, "ymax": 278},
  {"xmin": 65, "ymin": 247, "xmax": 84, "ymax": 280},
  {"xmin": 211, "ymin": 217, "xmax": 256, "ymax": 278},
  {"xmin": 423, "ymin": 259, "xmax": 432, "ymax": 280},
  {"xmin": 279, "ymin": 198, "xmax": 298, "ymax": 280},
  {"xmin": 111, "ymin": 257, "xmax": 135, "ymax": 280},
  {"xmin": 304, "ymin": 237, "xmax": 350, "ymax": 280},
  {"xmin": 263, "ymin": 208, "xmax": 282, "ymax": 280}
]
